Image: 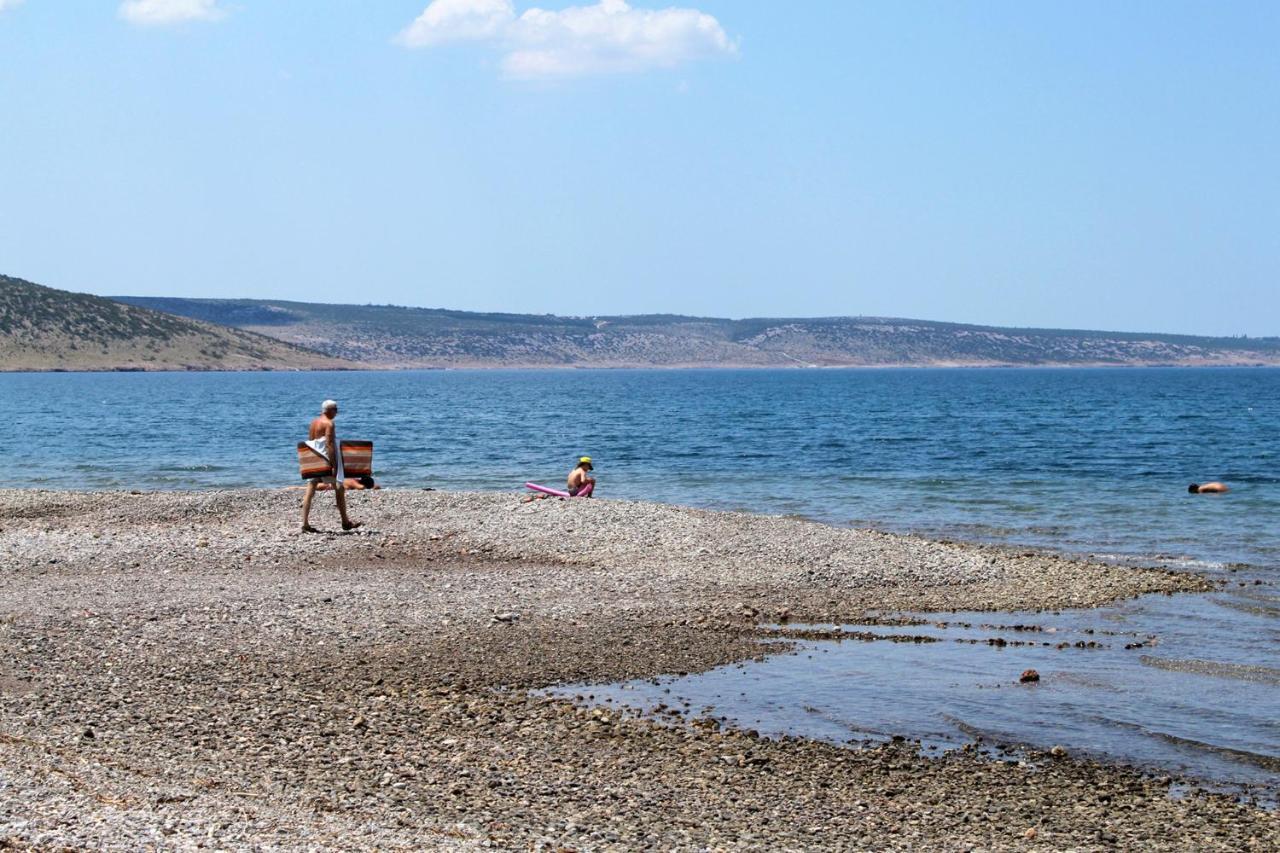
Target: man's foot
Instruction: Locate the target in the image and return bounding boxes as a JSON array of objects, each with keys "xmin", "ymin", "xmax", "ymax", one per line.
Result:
[
  {"xmin": 301, "ymin": 524, "xmax": 319, "ymax": 534},
  {"xmin": 342, "ymin": 521, "xmax": 363, "ymax": 531}
]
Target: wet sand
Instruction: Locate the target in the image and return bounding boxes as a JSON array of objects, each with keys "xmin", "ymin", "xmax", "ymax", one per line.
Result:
[{"xmin": 0, "ymin": 489, "xmax": 1274, "ymax": 850}]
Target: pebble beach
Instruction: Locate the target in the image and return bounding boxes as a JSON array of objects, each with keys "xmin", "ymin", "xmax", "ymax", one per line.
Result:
[{"xmin": 1, "ymin": 488, "xmax": 1274, "ymax": 850}]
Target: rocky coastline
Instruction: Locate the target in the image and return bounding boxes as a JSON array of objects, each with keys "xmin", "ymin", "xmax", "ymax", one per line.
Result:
[{"xmin": 1, "ymin": 489, "xmax": 1274, "ymax": 850}]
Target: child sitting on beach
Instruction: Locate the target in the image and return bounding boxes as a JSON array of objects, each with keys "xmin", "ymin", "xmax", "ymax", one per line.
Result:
[
  {"xmin": 567, "ymin": 457, "xmax": 595, "ymax": 497},
  {"xmin": 522, "ymin": 456, "xmax": 596, "ymax": 501}
]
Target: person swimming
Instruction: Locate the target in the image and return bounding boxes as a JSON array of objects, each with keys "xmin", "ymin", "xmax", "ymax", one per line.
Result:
[{"xmin": 1188, "ymin": 482, "xmax": 1229, "ymax": 494}]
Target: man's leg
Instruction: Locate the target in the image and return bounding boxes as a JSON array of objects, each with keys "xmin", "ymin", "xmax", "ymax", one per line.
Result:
[
  {"xmin": 335, "ymin": 485, "xmax": 361, "ymax": 530},
  {"xmin": 301, "ymin": 480, "xmax": 319, "ymax": 532}
]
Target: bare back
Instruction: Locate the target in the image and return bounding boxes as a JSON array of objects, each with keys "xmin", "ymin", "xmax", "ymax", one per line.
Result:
[
  {"xmin": 300, "ymin": 404, "xmax": 359, "ymax": 532},
  {"xmin": 309, "ymin": 415, "xmax": 335, "ymax": 443}
]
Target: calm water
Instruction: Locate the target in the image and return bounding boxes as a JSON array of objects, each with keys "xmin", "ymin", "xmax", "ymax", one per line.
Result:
[
  {"xmin": 555, "ymin": 590, "xmax": 1280, "ymax": 799},
  {"xmin": 2, "ymin": 367, "xmax": 1277, "ymax": 792},
  {"xmin": 4, "ymin": 367, "xmax": 1277, "ymax": 565}
]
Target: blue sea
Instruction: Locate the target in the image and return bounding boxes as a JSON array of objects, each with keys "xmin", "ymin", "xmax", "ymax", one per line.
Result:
[{"xmin": 3, "ymin": 367, "xmax": 1277, "ymax": 795}]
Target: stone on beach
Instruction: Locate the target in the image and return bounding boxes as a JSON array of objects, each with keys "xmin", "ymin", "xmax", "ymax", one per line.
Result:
[{"xmin": 0, "ymin": 488, "xmax": 1269, "ymax": 851}]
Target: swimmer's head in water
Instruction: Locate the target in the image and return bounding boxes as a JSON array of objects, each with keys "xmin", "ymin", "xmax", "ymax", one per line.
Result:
[{"xmin": 1188, "ymin": 483, "xmax": 1200, "ymax": 493}]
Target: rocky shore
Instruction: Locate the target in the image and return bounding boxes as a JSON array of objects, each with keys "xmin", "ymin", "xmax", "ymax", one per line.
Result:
[{"xmin": 0, "ymin": 489, "xmax": 1273, "ymax": 850}]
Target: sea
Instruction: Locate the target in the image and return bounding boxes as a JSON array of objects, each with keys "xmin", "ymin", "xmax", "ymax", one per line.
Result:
[{"xmin": 3, "ymin": 367, "xmax": 1277, "ymax": 798}]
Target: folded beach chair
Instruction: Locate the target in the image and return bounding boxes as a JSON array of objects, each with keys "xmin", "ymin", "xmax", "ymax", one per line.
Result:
[
  {"xmin": 295, "ymin": 440, "xmax": 375, "ymax": 480},
  {"xmin": 296, "ymin": 442, "xmax": 334, "ymax": 480},
  {"xmin": 339, "ymin": 440, "xmax": 373, "ymax": 478}
]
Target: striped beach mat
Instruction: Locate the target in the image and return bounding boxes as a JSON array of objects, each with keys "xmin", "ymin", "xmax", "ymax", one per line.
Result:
[
  {"xmin": 296, "ymin": 442, "xmax": 334, "ymax": 480},
  {"xmin": 340, "ymin": 440, "xmax": 374, "ymax": 478}
]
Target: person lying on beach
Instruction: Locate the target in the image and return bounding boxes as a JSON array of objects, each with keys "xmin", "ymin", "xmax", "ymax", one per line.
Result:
[
  {"xmin": 301, "ymin": 399, "xmax": 362, "ymax": 533},
  {"xmin": 290, "ymin": 475, "xmax": 380, "ymax": 493},
  {"xmin": 1188, "ymin": 482, "xmax": 1229, "ymax": 494},
  {"xmin": 317, "ymin": 475, "xmax": 380, "ymax": 492},
  {"xmin": 568, "ymin": 457, "xmax": 596, "ymax": 497}
]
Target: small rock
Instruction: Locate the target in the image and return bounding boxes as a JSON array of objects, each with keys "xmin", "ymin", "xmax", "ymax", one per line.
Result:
[{"xmin": 1019, "ymin": 669, "xmax": 1040, "ymax": 683}]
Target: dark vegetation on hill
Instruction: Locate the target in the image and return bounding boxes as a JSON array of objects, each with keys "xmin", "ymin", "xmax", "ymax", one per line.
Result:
[
  {"xmin": 114, "ymin": 295, "xmax": 1280, "ymax": 369},
  {"xmin": 0, "ymin": 276, "xmax": 350, "ymax": 371},
  {"xmin": 2, "ymin": 277, "xmax": 194, "ymax": 341}
]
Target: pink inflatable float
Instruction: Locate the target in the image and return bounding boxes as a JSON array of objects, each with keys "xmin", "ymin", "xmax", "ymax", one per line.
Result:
[{"xmin": 524, "ymin": 482, "xmax": 593, "ymax": 498}]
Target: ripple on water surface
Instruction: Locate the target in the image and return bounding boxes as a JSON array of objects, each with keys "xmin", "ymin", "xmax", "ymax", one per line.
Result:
[
  {"xmin": 550, "ymin": 581, "xmax": 1280, "ymax": 802},
  {"xmin": 6, "ymin": 368, "xmax": 1279, "ymax": 797}
]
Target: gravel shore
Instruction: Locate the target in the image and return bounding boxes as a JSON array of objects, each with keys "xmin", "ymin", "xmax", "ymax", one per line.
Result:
[{"xmin": 1, "ymin": 488, "xmax": 1272, "ymax": 850}]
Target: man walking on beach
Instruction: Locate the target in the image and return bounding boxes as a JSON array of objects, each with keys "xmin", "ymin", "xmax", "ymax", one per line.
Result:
[{"xmin": 301, "ymin": 400, "xmax": 361, "ymax": 533}]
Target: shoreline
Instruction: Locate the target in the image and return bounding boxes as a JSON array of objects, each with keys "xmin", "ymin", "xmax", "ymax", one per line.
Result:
[
  {"xmin": 4, "ymin": 361, "xmax": 1280, "ymax": 373},
  {"xmin": 1, "ymin": 489, "xmax": 1274, "ymax": 849}
]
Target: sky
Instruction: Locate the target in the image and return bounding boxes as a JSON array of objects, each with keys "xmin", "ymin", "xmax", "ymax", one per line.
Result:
[{"xmin": 1, "ymin": 1, "xmax": 1277, "ymax": 336}]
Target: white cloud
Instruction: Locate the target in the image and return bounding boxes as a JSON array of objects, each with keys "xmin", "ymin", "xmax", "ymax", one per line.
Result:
[
  {"xmin": 398, "ymin": 0, "xmax": 516, "ymax": 47},
  {"xmin": 397, "ymin": 0, "xmax": 736, "ymax": 79},
  {"xmin": 118, "ymin": 0, "xmax": 227, "ymax": 26}
]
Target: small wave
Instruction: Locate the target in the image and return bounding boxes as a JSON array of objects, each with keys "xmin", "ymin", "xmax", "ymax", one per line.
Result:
[
  {"xmin": 1232, "ymin": 588, "xmax": 1280, "ymax": 605},
  {"xmin": 1211, "ymin": 474, "xmax": 1280, "ymax": 485},
  {"xmin": 1211, "ymin": 598, "xmax": 1280, "ymax": 619},
  {"xmin": 1139, "ymin": 656, "xmax": 1280, "ymax": 686},
  {"xmin": 1090, "ymin": 552, "xmax": 1227, "ymax": 570},
  {"xmin": 939, "ymin": 715, "xmax": 1027, "ymax": 749},
  {"xmin": 1049, "ymin": 673, "xmax": 1121, "ymax": 692},
  {"xmin": 1148, "ymin": 730, "xmax": 1280, "ymax": 773}
]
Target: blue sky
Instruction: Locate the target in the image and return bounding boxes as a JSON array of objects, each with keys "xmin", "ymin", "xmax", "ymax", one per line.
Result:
[{"xmin": 1, "ymin": 1, "xmax": 1277, "ymax": 335}]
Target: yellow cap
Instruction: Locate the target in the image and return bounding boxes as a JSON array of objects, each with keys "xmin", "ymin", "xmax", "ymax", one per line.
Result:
[{"xmin": 579, "ymin": 456, "xmax": 592, "ymax": 465}]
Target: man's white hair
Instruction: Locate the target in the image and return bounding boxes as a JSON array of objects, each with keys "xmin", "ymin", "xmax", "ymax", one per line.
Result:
[{"xmin": 321, "ymin": 399, "xmax": 338, "ymax": 412}]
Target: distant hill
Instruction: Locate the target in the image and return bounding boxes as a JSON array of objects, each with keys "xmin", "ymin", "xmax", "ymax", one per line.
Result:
[
  {"xmin": 0, "ymin": 276, "xmax": 352, "ymax": 372},
  {"xmin": 113, "ymin": 296, "xmax": 1280, "ymax": 368}
]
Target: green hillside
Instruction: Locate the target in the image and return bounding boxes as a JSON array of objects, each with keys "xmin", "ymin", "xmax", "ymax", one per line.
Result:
[
  {"xmin": 0, "ymin": 275, "xmax": 352, "ymax": 372},
  {"xmin": 114, "ymin": 295, "xmax": 1280, "ymax": 368}
]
